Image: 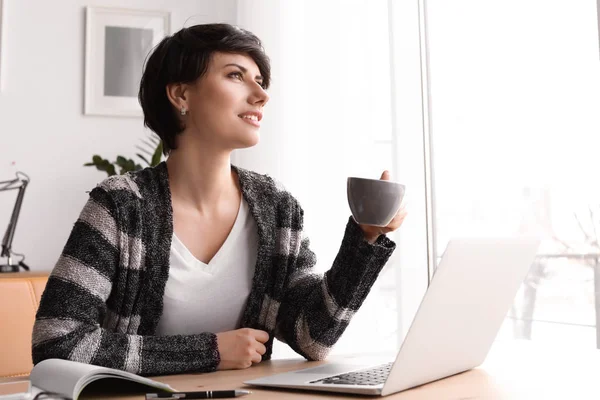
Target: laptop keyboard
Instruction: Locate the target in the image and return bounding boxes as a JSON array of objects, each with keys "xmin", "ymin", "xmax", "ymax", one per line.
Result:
[{"xmin": 310, "ymin": 362, "xmax": 393, "ymax": 386}]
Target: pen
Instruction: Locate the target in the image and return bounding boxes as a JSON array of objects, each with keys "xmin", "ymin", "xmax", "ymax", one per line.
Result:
[{"xmin": 146, "ymin": 390, "xmax": 252, "ymax": 399}]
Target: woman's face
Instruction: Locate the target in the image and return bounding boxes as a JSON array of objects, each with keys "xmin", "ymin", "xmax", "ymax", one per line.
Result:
[{"xmin": 184, "ymin": 52, "xmax": 269, "ymax": 151}]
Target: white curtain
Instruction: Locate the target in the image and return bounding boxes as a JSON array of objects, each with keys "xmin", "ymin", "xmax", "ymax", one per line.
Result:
[{"xmin": 235, "ymin": 0, "xmax": 403, "ymax": 358}]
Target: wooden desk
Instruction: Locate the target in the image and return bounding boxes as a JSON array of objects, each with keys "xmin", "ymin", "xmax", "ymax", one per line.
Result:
[
  {"xmin": 149, "ymin": 340, "xmax": 600, "ymax": 399},
  {"xmin": 4, "ymin": 340, "xmax": 600, "ymax": 399}
]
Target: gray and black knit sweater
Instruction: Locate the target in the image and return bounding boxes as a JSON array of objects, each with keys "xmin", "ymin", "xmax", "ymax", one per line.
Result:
[{"xmin": 32, "ymin": 162, "xmax": 395, "ymax": 376}]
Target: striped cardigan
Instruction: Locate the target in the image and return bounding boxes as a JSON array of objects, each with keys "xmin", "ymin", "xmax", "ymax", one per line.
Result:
[{"xmin": 32, "ymin": 162, "xmax": 396, "ymax": 376}]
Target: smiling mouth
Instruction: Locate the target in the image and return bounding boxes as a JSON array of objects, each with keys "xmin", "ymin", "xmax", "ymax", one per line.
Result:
[
  {"xmin": 240, "ymin": 115, "xmax": 259, "ymax": 122},
  {"xmin": 239, "ymin": 114, "xmax": 261, "ymax": 127}
]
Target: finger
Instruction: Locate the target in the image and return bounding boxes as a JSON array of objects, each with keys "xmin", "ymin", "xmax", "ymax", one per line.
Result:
[
  {"xmin": 382, "ymin": 209, "xmax": 407, "ymax": 230},
  {"xmin": 380, "ymin": 170, "xmax": 390, "ymax": 181},
  {"xmin": 386, "ymin": 212, "xmax": 407, "ymax": 231},
  {"xmin": 387, "ymin": 207, "xmax": 407, "ymax": 225},
  {"xmin": 251, "ymin": 329, "xmax": 270, "ymax": 343},
  {"xmin": 393, "ymin": 209, "xmax": 408, "ymax": 222},
  {"xmin": 396, "ymin": 207, "xmax": 408, "ymax": 218},
  {"xmin": 397, "ymin": 204, "xmax": 406, "ymax": 214},
  {"xmin": 255, "ymin": 341, "xmax": 267, "ymax": 355},
  {"xmin": 251, "ymin": 350, "xmax": 263, "ymax": 364}
]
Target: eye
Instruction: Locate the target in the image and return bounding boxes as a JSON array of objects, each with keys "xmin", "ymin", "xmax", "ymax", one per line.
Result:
[{"xmin": 228, "ymin": 71, "xmax": 243, "ymax": 80}]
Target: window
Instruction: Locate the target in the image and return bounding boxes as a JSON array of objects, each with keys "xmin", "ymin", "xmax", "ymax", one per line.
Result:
[
  {"xmin": 255, "ymin": 0, "xmax": 599, "ymax": 359},
  {"xmin": 426, "ymin": 0, "xmax": 600, "ymax": 347}
]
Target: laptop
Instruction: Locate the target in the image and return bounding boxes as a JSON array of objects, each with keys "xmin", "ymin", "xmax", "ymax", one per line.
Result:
[{"xmin": 245, "ymin": 237, "xmax": 541, "ymax": 396}]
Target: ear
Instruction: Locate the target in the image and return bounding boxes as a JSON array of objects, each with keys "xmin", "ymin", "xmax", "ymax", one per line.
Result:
[{"xmin": 165, "ymin": 83, "xmax": 189, "ymax": 112}]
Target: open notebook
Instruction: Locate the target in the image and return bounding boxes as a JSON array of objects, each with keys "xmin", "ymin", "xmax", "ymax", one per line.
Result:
[{"xmin": 0, "ymin": 359, "xmax": 176, "ymax": 400}]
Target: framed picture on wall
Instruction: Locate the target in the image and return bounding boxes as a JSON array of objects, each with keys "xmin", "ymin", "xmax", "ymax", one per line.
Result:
[
  {"xmin": 85, "ymin": 7, "xmax": 170, "ymax": 117},
  {"xmin": 0, "ymin": 0, "xmax": 4, "ymax": 88}
]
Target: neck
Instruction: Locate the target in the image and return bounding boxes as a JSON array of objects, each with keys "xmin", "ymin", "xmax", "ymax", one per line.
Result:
[{"xmin": 166, "ymin": 142, "xmax": 239, "ymax": 214}]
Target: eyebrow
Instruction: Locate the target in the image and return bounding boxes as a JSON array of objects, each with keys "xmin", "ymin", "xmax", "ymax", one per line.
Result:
[{"xmin": 224, "ymin": 63, "xmax": 264, "ymax": 81}]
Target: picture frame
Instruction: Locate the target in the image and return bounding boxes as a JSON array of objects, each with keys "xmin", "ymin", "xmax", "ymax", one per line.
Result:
[
  {"xmin": 0, "ymin": 0, "xmax": 4, "ymax": 88},
  {"xmin": 85, "ymin": 7, "xmax": 170, "ymax": 117}
]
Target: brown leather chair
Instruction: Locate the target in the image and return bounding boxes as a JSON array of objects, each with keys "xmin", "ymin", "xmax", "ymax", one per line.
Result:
[{"xmin": 0, "ymin": 272, "xmax": 49, "ymax": 378}]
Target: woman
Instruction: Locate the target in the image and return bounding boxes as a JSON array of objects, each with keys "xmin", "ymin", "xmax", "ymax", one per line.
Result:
[{"xmin": 32, "ymin": 23, "xmax": 407, "ymax": 376}]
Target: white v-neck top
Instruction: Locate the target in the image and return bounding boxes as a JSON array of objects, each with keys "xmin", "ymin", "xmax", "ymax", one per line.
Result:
[{"xmin": 155, "ymin": 198, "xmax": 258, "ymax": 336}]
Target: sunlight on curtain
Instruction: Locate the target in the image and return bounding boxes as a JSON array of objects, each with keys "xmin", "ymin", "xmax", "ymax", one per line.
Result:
[{"xmin": 236, "ymin": 0, "xmax": 399, "ymax": 358}]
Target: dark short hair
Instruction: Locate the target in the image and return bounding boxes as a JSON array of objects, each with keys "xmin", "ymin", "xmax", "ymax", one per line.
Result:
[{"xmin": 138, "ymin": 23, "xmax": 271, "ymax": 154}]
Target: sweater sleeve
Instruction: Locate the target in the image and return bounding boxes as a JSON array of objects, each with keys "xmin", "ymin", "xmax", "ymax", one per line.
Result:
[
  {"xmin": 32, "ymin": 186, "xmax": 220, "ymax": 376},
  {"xmin": 274, "ymin": 202, "xmax": 396, "ymax": 361}
]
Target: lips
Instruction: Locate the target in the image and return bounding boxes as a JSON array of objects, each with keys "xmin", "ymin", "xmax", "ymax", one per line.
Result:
[
  {"xmin": 238, "ymin": 111, "xmax": 263, "ymax": 127},
  {"xmin": 240, "ymin": 114, "xmax": 259, "ymax": 122},
  {"xmin": 238, "ymin": 111, "xmax": 263, "ymax": 121}
]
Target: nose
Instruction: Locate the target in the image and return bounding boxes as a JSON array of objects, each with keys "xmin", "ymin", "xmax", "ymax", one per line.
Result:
[{"xmin": 248, "ymin": 83, "xmax": 269, "ymax": 107}]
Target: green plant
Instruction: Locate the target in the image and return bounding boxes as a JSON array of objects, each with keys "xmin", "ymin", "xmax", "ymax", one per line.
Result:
[{"xmin": 84, "ymin": 134, "xmax": 163, "ymax": 176}]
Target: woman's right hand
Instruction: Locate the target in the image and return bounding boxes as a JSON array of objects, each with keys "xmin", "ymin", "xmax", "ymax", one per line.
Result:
[{"xmin": 215, "ymin": 328, "xmax": 269, "ymax": 370}]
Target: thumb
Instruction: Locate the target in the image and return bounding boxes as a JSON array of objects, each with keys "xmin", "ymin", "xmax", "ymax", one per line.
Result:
[{"xmin": 380, "ymin": 170, "xmax": 390, "ymax": 181}]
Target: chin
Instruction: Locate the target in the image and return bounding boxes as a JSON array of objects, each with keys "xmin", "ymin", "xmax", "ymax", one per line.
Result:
[{"xmin": 234, "ymin": 132, "xmax": 260, "ymax": 149}]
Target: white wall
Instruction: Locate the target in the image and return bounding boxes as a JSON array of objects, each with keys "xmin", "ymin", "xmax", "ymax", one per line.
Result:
[{"xmin": 0, "ymin": 0, "xmax": 237, "ymax": 271}]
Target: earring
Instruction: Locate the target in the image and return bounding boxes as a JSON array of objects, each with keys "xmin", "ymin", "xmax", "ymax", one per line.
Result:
[{"xmin": 180, "ymin": 106, "xmax": 187, "ymax": 116}]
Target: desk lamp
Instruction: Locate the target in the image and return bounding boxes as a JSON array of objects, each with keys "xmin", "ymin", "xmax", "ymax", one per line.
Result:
[{"xmin": 1, "ymin": 172, "xmax": 30, "ymax": 272}]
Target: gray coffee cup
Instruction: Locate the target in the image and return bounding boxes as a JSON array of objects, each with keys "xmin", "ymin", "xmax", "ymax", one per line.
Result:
[{"xmin": 347, "ymin": 177, "xmax": 406, "ymax": 227}]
